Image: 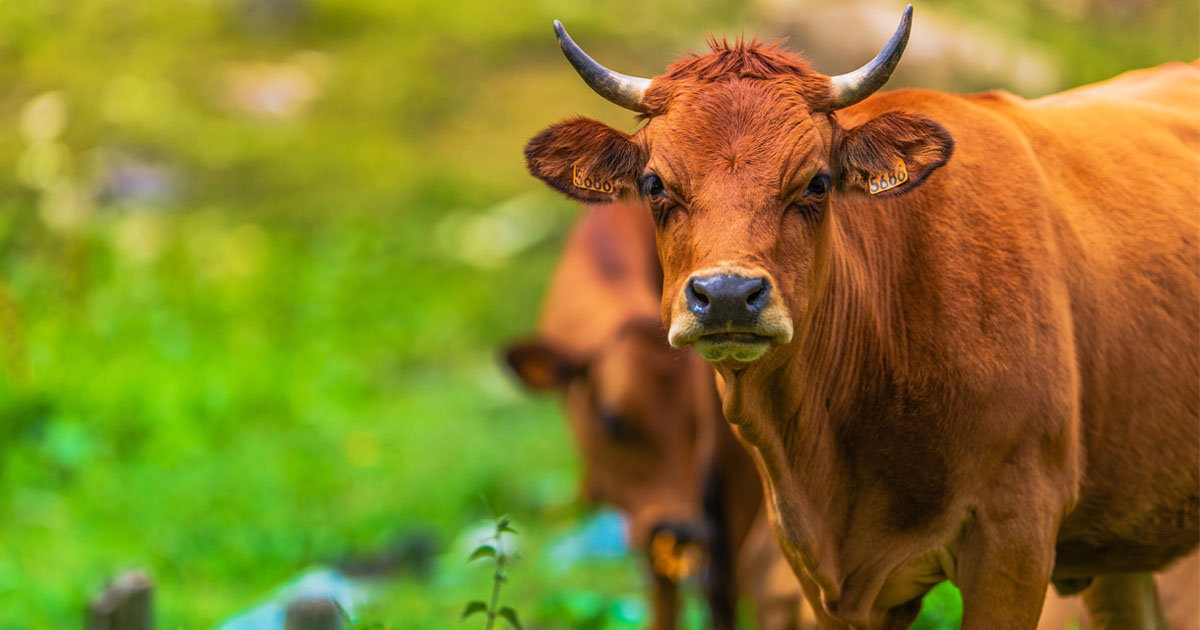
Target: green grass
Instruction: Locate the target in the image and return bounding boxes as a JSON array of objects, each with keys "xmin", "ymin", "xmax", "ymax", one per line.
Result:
[{"xmin": 0, "ymin": 0, "xmax": 1193, "ymax": 627}]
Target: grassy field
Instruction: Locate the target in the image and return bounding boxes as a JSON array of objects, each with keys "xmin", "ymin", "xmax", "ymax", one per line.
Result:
[{"xmin": 0, "ymin": 1, "xmax": 1194, "ymax": 628}]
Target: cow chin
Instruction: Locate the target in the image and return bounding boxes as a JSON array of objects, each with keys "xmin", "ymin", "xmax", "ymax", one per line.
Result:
[
  {"xmin": 692, "ymin": 334, "xmax": 774, "ymax": 362},
  {"xmin": 668, "ymin": 314, "xmax": 794, "ymax": 364}
]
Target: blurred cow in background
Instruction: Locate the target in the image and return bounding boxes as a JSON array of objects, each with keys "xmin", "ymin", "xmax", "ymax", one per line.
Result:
[{"xmin": 504, "ymin": 202, "xmax": 809, "ymax": 629}]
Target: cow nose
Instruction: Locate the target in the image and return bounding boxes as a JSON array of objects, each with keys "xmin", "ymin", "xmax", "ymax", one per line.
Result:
[
  {"xmin": 686, "ymin": 274, "xmax": 770, "ymax": 326},
  {"xmin": 648, "ymin": 520, "xmax": 709, "ymax": 581},
  {"xmin": 649, "ymin": 520, "xmax": 708, "ymax": 547}
]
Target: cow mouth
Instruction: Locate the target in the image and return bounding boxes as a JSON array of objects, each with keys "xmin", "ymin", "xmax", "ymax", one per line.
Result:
[
  {"xmin": 649, "ymin": 530, "xmax": 705, "ymax": 582},
  {"xmin": 691, "ymin": 331, "xmax": 775, "ymax": 363}
]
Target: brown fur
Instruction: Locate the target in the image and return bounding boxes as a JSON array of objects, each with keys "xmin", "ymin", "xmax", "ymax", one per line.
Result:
[
  {"xmin": 504, "ymin": 202, "xmax": 809, "ymax": 629},
  {"xmin": 526, "ymin": 32, "xmax": 1200, "ymax": 630}
]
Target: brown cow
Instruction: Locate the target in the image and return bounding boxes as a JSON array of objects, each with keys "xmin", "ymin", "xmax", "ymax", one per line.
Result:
[
  {"xmin": 503, "ymin": 202, "xmax": 809, "ymax": 629},
  {"xmin": 523, "ymin": 6, "xmax": 1199, "ymax": 629}
]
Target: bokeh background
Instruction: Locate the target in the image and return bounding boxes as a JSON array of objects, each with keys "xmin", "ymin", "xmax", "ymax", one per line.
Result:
[{"xmin": 1, "ymin": 0, "xmax": 1195, "ymax": 628}]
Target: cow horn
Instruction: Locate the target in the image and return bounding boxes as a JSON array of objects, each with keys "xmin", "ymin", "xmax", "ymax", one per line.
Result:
[
  {"xmin": 554, "ymin": 20, "xmax": 652, "ymax": 113},
  {"xmin": 828, "ymin": 4, "xmax": 913, "ymax": 110}
]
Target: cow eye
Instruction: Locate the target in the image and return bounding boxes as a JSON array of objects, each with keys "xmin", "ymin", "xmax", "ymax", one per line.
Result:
[
  {"xmin": 600, "ymin": 410, "xmax": 636, "ymax": 444},
  {"xmin": 641, "ymin": 173, "xmax": 668, "ymax": 199},
  {"xmin": 803, "ymin": 174, "xmax": 830, "ymax": 198}
]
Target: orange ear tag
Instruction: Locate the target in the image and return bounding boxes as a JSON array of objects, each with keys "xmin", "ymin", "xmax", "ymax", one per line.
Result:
[
  {"xmin": 868, "ymin": 159, "xmax": 908, "ymax": 195},
  {"xmin": 573, "ymin": 164, "xmax": 615, "ymax": 194}
]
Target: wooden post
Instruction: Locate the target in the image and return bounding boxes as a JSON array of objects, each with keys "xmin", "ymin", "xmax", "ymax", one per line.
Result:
[
  {"xmin": 284, "ymin": 596, "xmax": 342, "ymax": 630},
  {"xmin": 87, "ymin": 571, "xmax": 153, "ymax": 630}
]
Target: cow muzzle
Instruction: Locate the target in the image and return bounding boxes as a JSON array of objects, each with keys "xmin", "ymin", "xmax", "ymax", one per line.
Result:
[
  {"xmin": 648, "ymin": 521, "xmax": 708, "ymax": 582},
  {"xmin": 668, "ymin": 268, "xmax": 793, "ymax": 363}
]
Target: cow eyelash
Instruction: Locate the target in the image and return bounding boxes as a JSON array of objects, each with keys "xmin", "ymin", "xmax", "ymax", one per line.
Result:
[
  {"xmin": 641, "ymin": 173, "xmax": 669, "ymax": 200},
  {"xmin": 641, "ymin": 172, "xmax": 680, "ymax": 226},
  {"xmin": 786, "ymin": 173, "xmax": 831, "ymax": 220},
  {"xmin": 803, "ymin": 173, "xmax": 831, "ymax": 199}
]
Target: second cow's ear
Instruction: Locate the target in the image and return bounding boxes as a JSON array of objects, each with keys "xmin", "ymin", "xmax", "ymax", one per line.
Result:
[
  {"xmin": 525, "ymin": 117, "xmax": 644, "ymax": 203},
  {"xmin": 503, "ymin": 339, "xmax": 585, "ymax": 393},
  {"xmin": 833, "ymin": 111, "xmax": 954, "ymax": 197}
]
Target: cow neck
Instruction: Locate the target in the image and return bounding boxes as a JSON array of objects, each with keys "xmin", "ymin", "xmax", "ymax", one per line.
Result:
[
  {"xmin": 804, "ymin": 194, "xmax": 910, "ymax": 417},
  {"xmin": 723, "ymin": 192, "xmax": 912, "ymax": 598}
]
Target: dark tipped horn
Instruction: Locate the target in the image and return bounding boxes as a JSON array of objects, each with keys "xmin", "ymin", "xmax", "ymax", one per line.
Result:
[
  {"xmin": 828, "ymin": 4, "xmax": 913, "ymax": 110},
  {"xmin": 554, "ymin": 20, "xmax": 652, "ymax": 113}
]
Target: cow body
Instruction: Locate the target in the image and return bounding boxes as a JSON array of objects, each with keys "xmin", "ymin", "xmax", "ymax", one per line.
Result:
[
  {"xmin": 505, "ymin": 203, "xmax": 808, "ymax": 629},
  {"xmin": 716, "ymin": 61, "xmax": 1200, "ymax": 627},
  {"xmin": 524, "ymin": 14, "xmax": 1199, "ymax": 628}
]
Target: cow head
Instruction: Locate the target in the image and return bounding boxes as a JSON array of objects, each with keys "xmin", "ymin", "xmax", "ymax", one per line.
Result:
[
  {"xmin": 526, "ymin": 6, "xmax": 953, "ymax": 371},
  {"xmin": 504, "ymin": 319, "xmax": 721, "ymax": 582}
]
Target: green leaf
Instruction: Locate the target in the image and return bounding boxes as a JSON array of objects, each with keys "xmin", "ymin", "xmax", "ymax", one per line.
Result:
[
  {"xmin": 498, "ymin": 606, "xmax": 523, "ymax": 629},
  {"xmin": 468, "ymin": 544, "xmax": 496, "ymax": 562},
  {"xmin": 497, "ymin": 517, "xmax": 518, "ymax": 535},
  {"xmin": 461, "ymin": 601, "xmax": 488, "ymax": 620}
]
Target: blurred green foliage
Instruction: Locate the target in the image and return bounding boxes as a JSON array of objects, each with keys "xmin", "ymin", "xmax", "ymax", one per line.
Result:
[
  {"xmin": 0, "ymin": 0, "xmax": 1193, "ymax": 628},
  {"xmin": 929, "ymin": 0, "xmax": 1198, "ymax": 87}
]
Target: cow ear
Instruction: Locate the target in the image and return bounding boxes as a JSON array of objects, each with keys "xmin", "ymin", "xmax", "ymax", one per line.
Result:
[
  {"xmin": 833, "ymin": 112, "xmax": 954, "ymax": 197},
  {"xmin": 503, "ymin": 339, "xmax": 585, "ymax": 392},
  {"xmin": 525, "ymin": 117, "xmax": 644, "ymax": 203}
]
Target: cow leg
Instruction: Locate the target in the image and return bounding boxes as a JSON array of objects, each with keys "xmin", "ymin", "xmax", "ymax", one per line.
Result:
[
  {"xmin": 1081, "ymin": 572, "xmax": 1167, "ymax": 630},
  {"xmin": 956, "ymin": 508, "xmax": 1058, "ymax": 630},
  {"xmin": 650, "ymin": 572, "xmax": 680, "ymax": 630},
  {"xmin": 702, "ymin": 571, "xmax": 738, "ymax": 630},
  {"xmin": 701, "ymin": 471, "xmax": 739, "ymax": 630}
]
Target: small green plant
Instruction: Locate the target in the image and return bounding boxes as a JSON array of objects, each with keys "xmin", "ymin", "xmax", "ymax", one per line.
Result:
[{"xmin": 462, "ymin": 513, "xmax": 523, "ymax": 630}]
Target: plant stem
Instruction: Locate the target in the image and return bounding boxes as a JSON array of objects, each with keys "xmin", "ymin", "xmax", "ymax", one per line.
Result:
[{"xmin": 485, "ymin": 537, "xmax": 505, "ymax": 630}]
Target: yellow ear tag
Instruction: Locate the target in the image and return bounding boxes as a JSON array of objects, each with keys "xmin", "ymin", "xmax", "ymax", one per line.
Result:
[
  {"xmin": 868, "ymin": 159, "xmax": 908, "ymax": 195},
  {"xmin": 572, "ymin": 164, "xmax": 615, "ymax": 194}
]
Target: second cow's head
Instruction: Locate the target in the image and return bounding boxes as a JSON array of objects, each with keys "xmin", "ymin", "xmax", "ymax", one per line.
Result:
[{"xmin": 526, "ymin": 6, "xmax": 953, "ymax": 368}]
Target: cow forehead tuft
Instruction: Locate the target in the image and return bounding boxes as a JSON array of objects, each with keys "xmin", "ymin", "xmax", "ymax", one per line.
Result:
[
  {"xmin": 668, "ymin": 38, "xmax": 817, "ymax": 83},
  {"xmin": 641, "ymin": 41, "xmax": 835, "ymax": 116}
]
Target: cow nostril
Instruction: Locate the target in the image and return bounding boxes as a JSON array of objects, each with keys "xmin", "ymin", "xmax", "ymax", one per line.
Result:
[
  {"xmin": 686, "ymin": 279, "xmax": 710, "ymax": 309},
  {"xmin": 745, "ymin": 279, "xmax": 769, "ymax": 310},
  {"xmin": 746, "ymin": 286, "xmax": 763, "ymax": 305}
]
